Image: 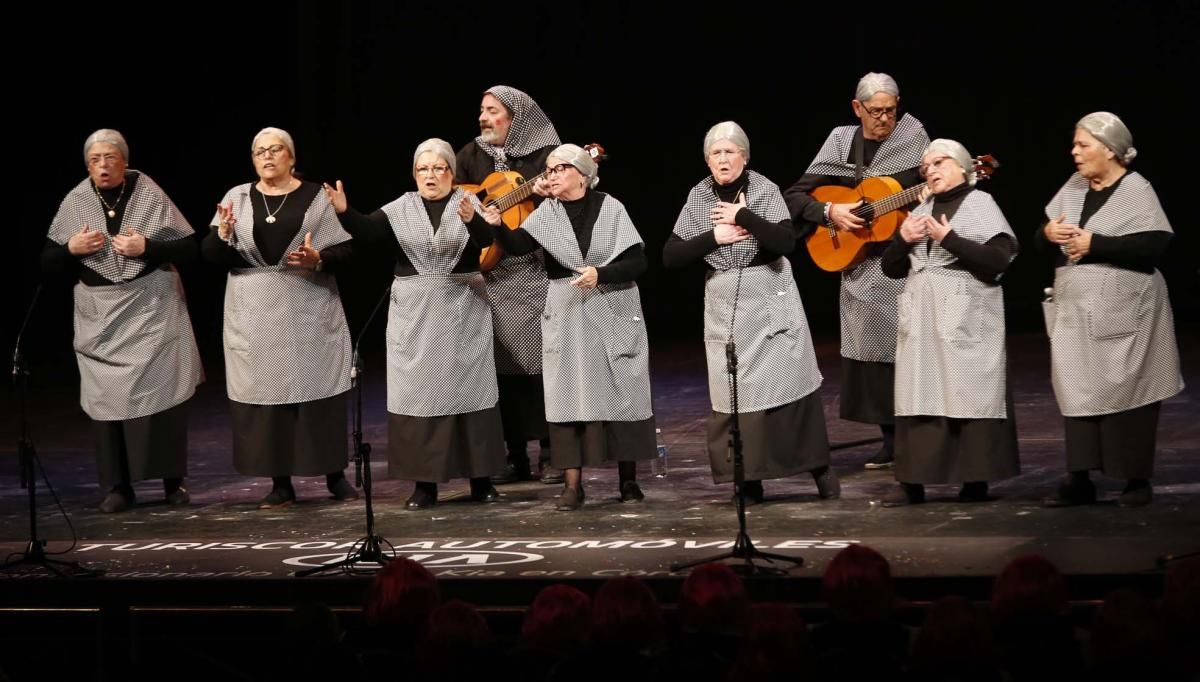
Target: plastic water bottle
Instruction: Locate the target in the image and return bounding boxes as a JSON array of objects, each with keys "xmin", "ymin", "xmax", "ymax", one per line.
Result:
[{"xmin": 651, "ymin": 428, "xmax": 668, "ymax": 478}]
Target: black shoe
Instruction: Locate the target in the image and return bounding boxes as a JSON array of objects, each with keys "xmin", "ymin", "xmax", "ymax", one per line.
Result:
[
  {"xmin": 619, "ymin": 480, "xmax": 645, "ymax": 503},
  {"xmin": 405, "ymin": 486, "xmax": 437, "ymax": 510},
  {"xmin": 814, "ymin": 467, "xmax": 842, "ymax": 499},
  {"xmin": 864, "ymin": 446, "xmax": 894, "ymax": 470},
  {"xmin": 99, "ymin": 487, "xmax": 134, "ymax": 513},
  {"xmin": 881, "ymin": 483, "xmax": 925, "ymax": 507},
  {"xmin": 1043, "ymin": 477, "xmax": 1097, "ymax": 507},
  {"xmin": 165, "ymin": 486, "xmax": 191, "ymax": 506},
  {"xmin": 492, "ymin": 455, "xmax": 534, "ymax": 485},
  {"xmin": 540, "ymin": 463, "xmax": 565, "ymax": 485},
  {"xmin": 1119, "ymin": 481, "xmax": 1152, "ymax": 507},
  {"xmin": 470, "ymin": 479, "xmax": 500, "ymax": 503},
  {"xmin": 258, "ymin": 487, "xmax": 295, "ymax": 510},
  {"xmin": 327, "ymin": 476, "xmax": 359, "ymax": 501},
  {"xmin": 732, "ymin": 480, "xmax": 764, "ymax": 507},
  {"xmin": 555, "ymin": 485, "xmax": 584, "ymax": 511},
  {"xmin": 958, "ymin": 481, "xmax": 991, "ymax": 503}
]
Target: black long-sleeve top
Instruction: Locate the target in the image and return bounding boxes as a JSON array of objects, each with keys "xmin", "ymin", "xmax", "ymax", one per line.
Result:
[
  {"xmin": 662, "ymin": 172, "xmax": 797, "ymax": 269},
  {"xmin": 783, "ymin": 130, "xmax": 924, "ymax": 251},
  {"xmin": 40, "ymin": 171, "xmax": 198, "ymax": 285},
  {"xmin": 334, "ymin": 194, "xmax": 495, "ymax": 275},
  {"xmin": 1032, "ymin": 173, "xmax": 1171, "ymax": 274},
  {"xmin": 201, "ymin": 181, "xmax": 352, "ymax": 272},
  {"xmin": 880, "ymin": 183, "xmax": 1016, "ymax": 282},
  {"xmin": 491, "ymin": 190, "xmax": 647, "ymax": 284}
]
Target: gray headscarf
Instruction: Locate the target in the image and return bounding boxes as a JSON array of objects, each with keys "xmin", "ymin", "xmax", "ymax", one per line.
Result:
[
  {"xmin": 412, "ymin": 138, "xmax": 457, "ymax": 176},
  {"xmin": 855, "ymin": 72, "xmax": 899, "ymax": 101},
  {"xmin": 548, "ymin": 144, "xmax": 599, "ymax": 189},
  {"xmin": 703, "ymin": 121, "xmax": 750, "ymax": 161},
  {"xmin": 925, "ymin": 138, "xmax": 976, "ymax": 186},
  {"xmin": 1077, "ymin": 112, "xmax": 1137, "ymax": 165},
  {"xmin": 83, "ymin": 129, "xmax": 129, "ymax": 163}
]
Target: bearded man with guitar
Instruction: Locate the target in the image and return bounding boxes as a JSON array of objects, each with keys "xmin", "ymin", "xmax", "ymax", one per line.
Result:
[
  {"xmin": 456, "ymin": 85, "xmax": 564, "ymax": 486},
  {"xmin": 783, "ymin": 72, "xmax": 929, "ymax": 470}
]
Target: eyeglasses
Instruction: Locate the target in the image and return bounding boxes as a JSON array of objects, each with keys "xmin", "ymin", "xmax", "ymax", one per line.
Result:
[
  {"xmin": 919, "ymin": 156, "xmax": 954, "ymax": 177},
  {"xmin": 861, "ymin": 104, "xmax": 898, "ymax": 120},
  {"xmin": 545, "ymin": 163, "xmax": 575, "ymax": 176},
  {"xmin": 415, "ymin": 165, "xmax": 451, "ymax": 176},
  {"xmin": 87, "ymin": 153, "xmax": 122, "ymax": 166},
  {"xmin": 252, "ymin": 144, "xmax": 287, "ymax": 159},
  {"xmin": 707, "ymin": 148, "xmax": 742, "ymax": 160}
]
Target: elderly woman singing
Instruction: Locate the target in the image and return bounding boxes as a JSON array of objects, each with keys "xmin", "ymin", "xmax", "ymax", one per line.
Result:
[
  {"xmin": 42, "ymin": 129, "xmax": 203, "ymax": 513},
  {"xmin": 489, "ymin": 144, "xmax": 655, "ymax": 511},
  {"xmin": 323, "ymin": 138, "xmax": 506, "ymax": 510},
  {"xmin": 664, "ymin": 121, "xmax": 836, "ymax": 506},
  {"xmin": 202, "ymin": 127, "xmax": 357, "ymax": 509},
  {"xmin": 1039, "ymin": 113, "xmax": 1183, "ymax": 507}
]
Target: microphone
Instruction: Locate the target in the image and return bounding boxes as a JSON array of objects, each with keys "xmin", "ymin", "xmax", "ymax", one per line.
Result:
[{"xmin": 12, "ymin": 284, "xmax": 43, "ymax": 376}]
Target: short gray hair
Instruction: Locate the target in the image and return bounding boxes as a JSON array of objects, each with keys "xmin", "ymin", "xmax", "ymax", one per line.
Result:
[
  {"xmin": 412, "ymin": 138, "xmax": 456, "ymax": 176},
  {"xmin": 548, "ymin": 144, "xmax": 599, "ymax": 189},
  {"xmin": 703, "ymin": 121, "xmax": 750, "ymax": 162},
  {"xmin": 855, "ymin": 72, "xmax": 899, "ymax": 102},
  {"xmin": 1077, "ymin": 111, "xmax": 1137, "ymax": 165},
  {"xmin": 251, "ymin": 126, "xmax": 296, "ymax": 162},
  {"xmin": 83, "ymin": 129, "xmax": 129, "ymax": 163},
  {"xmin": 926, "ymin": 138, "xmax": 976, "ymax": 186}
]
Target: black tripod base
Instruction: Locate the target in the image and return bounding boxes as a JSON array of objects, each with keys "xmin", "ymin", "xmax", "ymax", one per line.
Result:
[
  {"xmin": 0, "ymin": 541, "xmax": 105, "ymax": 578},
  {"xmin": 294, "ymin": 535, "xmax": 395, "ymax": 577},
  {"xmin": 671, "ymin": 532, "xmax": 802, "ymax": 576}
]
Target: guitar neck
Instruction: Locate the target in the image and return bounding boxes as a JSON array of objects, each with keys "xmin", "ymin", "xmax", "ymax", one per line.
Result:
[
  {"xmin": 491, "ymin": 171, "xmax": 547, "ymax": 212},
  {"xmin": 861, "ymin": 183, "xmax": 924, "ymax": 218}
]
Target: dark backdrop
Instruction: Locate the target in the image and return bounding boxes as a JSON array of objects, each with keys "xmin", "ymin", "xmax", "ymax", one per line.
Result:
[{"xmin": 9, "ymin": 1, "xmax": 1197, "ymax": 377}]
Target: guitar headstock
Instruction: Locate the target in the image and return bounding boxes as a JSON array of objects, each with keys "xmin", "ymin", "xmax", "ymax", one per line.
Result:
[
  {"xmin": 973, "ymin": 154, "xmax": 1000, "ymax": 181},
  {"xmin": 583, "ymin": 143, "xmax": 606, "ymax": 164}
]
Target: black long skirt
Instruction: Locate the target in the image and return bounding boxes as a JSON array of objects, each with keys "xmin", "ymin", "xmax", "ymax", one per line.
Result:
[
  {"xmin": 894, "ymin": 389, "xmax": 1020, "ymax": 484},
  {"xmin": 706, "ymin": 391, "xmax": 830, "ymax": 484},
  {"xmin": 839, "ymin": 358, "xmax": 895, "ymax": 425},
  {"xmin": 496, "ymin": 373, "xmax": 549, "ymax": 443},
  {"xmin": 387, "ymin": 406, "xmax": 506, "ymax": 482},
  {"xmin": 548, "ymin": 417, "xmax": 657, "ymax": 468},
  {"xmin": 230, "ymin": 391, "xmax": 348, "ymax": 477},
  {"xmin": 1064, "ymin": 401, "xmax": 1161, "ymax": 479},
  {"xmin": 92, "ymin": 399, "xmax": 189, "ymax": 487}
]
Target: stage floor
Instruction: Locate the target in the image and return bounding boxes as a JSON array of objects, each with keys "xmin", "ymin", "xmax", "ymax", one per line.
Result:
[{"xmin": 1, "ymin": 333, "xmax": 1197, "ymax": 605}]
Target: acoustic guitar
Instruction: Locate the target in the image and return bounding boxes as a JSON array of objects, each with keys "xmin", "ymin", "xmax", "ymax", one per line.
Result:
[
  {"xmin": 806, "ymin": 154, "xmax": 999, "ymax": 272},
  {"xmin": 462, "ymin": 143, "xmax": 606, "ymax": 271}
]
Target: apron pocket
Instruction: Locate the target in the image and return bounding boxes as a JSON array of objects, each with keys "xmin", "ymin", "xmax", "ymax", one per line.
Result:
[
  {"xmin": 1088, "ymin": 298, "xmax": 1139, "ymax": 340},
  {"xmin": 938, "ymin": 292, "xmax": 981, "ymax": 343},
  {"xmin": 1042, "ymin": 301, "xmax": 1057, "ymax": 338}
]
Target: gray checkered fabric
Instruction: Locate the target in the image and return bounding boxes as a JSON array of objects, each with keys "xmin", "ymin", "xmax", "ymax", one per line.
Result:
[
  {"xmin": 1043, "ymin": 172, "xmax": 1183, "ymax": 416},
  {"xmin": 806, "ymin": 117, "xmax": 928, "ymax": 363},
  {"xmin": 672, "ymin": 170, "xmax": 823, "ymax": 412},
  {"xmin": 895, "ymin": 190, "xmax": 1015, "ymax": 419},
  {"xmin": 380, "ymin": 189, "xmax": 499, "ymax": 417},
  {"xmin": 213, "ymin": 184, "xmax": 352, "ymax": 405},
  {"xmin": 474, "ymin": 85, "xmax": 561, "ymax": 164},
  {"xmin": 48, "ymin": 171, "xmax": 193, "ymax": 283},
  {"xmin": 522, "ymin": 194, "xmax": 653, "ymax": 422}
]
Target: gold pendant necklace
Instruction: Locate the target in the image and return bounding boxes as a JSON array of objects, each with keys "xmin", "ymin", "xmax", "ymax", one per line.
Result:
[{"xmin": 94, "ymin": 181, "xmax": 126, "ymax": 219}]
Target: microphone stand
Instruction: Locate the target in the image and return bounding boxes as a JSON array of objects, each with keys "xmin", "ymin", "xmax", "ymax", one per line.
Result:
[
  {"xmin": 1, "ymin": 285, "xmax": 103, "ymax": 577},
  {"xmin": 297, "ymin": 285, "xmax": 395, "ymax": 576},
  {"xmin": 672, "ymin": 259, "xmax": 802, "ymax": 576}
]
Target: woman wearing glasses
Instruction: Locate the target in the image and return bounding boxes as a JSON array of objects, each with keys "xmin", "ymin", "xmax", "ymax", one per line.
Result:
[
  {"xmin": 1039, "ymin": 113, "xmax": 1182, "ymax": 507},
  {"xmin": 489, "ymin": 144, "xmax": 654, "ymax": 511},
  {"xmin": 878, "ymin": 139, "xmax": 1020, "ymax": 507},
  {"xmin": 322, "ymin": 138, "xmax": 505, "ymax": 510},
  {"xmin": 202, "ymin": 127, "xmax": 357, "ymax": 509},
  {"xmin": 664, "ymin": 121, "xmax": 836, "ymax": 506}
]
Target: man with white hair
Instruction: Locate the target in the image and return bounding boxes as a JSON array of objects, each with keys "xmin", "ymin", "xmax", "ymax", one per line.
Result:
[
  {"xmin": 784, "ymin": 72, "xmax": 930, "ymax": 470},
  {"xmin": 457, "ymin": 85, "xmax": 563, "ymax": 486},
  {"xmin": 42, "ymin": 129, "xmax": 204, "ymax": 513}
]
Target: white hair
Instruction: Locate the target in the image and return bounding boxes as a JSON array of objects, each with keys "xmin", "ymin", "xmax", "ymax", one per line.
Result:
[
  {"xmin": 412, "ymin": 138, "xmax": 457, "ymax": 176},
  {"xmin": 703, "ymin": 121, "xmax": 750, "ymax": 162},
  {"xmin": 1077, "ymin": 111, "xmax": 1137, "ymax": 165},
  {"xmin": 855, "ymin": 72, "xmax": 900, "ymax": 102},
  {"xmin": 926, "ymin": 138, "xmax": 976, "ymax": 186},
  {"xmin": 83, "ymin": 129, "xmax": 129, "ymax": 163},
  {"xmin": 251, "ymin": 126, "xmax": 296, "ymax": 162},
  {"xmin": 548, "ymin": 144, "xmax": 599, "ymax": 189}
]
